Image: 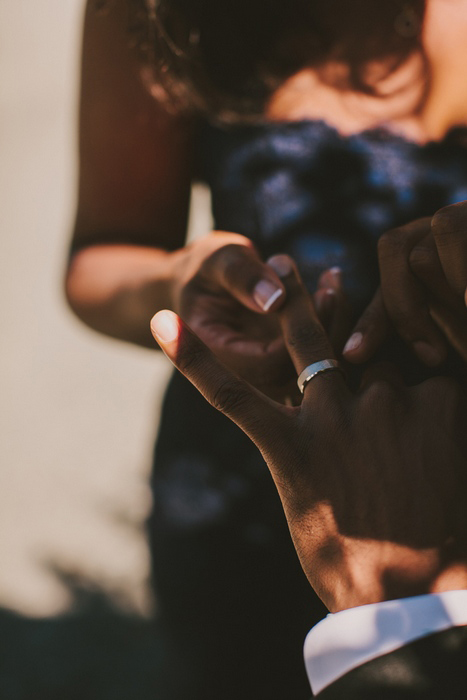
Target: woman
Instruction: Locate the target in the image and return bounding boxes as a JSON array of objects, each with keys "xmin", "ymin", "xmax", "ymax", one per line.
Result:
[{"xmin": 66, "ymin": 1, "xmax": 467, "ymax": 697}]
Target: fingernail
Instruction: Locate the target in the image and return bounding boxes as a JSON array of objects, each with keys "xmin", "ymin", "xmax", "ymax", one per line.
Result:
[
  {"xmin": 151, "ymin": 310, "xmax": 179, "ymax": 343},
  {"xmin": 253, "ymin": 280, "xmax": 284, "ymax": 311},
  {"xmin": 267, "ymin": 255, "xmax": 293, "ymax": 278},
  {"xmin": 413, "ymin": 341, "xmax": 442, "ymax": 366},
  {"xmin": 322, "ymin": 288, "xmax": 336, "ymax": 314},
  {"xmin": 315, "ymin": 288, "xmax": 336, "ymax": 315},
  {"xmin": 329, "ymin": 266, "xmax": 342, "ymax": 278},
  {"xmin": 343, "ymin": 332, "xmax": 363, "ymax": 354},
  {"xmin": 319, "ymin": 266, "xmax": 342, "ymax": 291}
]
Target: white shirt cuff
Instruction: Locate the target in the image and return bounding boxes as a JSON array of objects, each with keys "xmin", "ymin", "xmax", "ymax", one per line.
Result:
[{"xmin": 304, "ymin": 589, "xmax": 467, "ymax": 695}]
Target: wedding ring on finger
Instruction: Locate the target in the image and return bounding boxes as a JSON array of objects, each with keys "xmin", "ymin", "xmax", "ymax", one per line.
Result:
[{"xmin": 297, "ymin": 359, "xmax": 344, "ymax": 394}]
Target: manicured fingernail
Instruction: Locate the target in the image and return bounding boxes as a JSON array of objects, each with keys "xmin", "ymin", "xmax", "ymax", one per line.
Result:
[
  {"xmin": 267, "ymin": 255, "xmax": 293, "ymax": 278},
  {"xmin": 319, "ymin": 266, "xmax": 342, "ymax": 291},
  {"xmin": 315, "ymin": 288, "xmax": 336, "ymax": 315},
  {"xmin": 343, "ymin": 332, "xmax": 363, "ymax": 354},
  {"xmin": 253, "ymin": 280, "xmax": 284, "ymax": 311},
  {"xmin": 322, "ymin": 288, "xmax": 336, "ymax": 314},
  {"xmin": 150, "ymin": 310, "xmax": 179, "ymax": 343},
  {"xmin": 413, "ymin": 341, "xmax": 442, "ymax": 366}
]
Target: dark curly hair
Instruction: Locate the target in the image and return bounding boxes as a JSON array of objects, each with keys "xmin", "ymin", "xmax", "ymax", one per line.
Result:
[{"xmin": 122, "ymin": 0, "xmax": 426, "ymax": 122}]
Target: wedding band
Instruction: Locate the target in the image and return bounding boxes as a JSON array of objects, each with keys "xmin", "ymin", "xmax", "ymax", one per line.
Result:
[{"xmin": 297, "ymin": 360, "xmax": 344, "ymax": 394}]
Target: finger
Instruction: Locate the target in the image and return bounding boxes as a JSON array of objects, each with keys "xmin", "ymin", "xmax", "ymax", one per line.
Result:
[
  {"xmin": 314, "ymin": 286, "xmax": 336, "ymax": 327},
  {"xmin": 343, "ymin": 288, "xmax": 391, "ymax": 364},
  {"xmin": 315, "ymin": 267, "xmax": 353, "ymax": 353},
  {"xmin": 409, "ymin": 234, "xmax": 467, "ymax": 360},
  {"xmin": 267, "ymin": 255, "xmax": 350, "ymax": 401},
  {"xmin": 378, "ymin": 221, "xmax": 448, "ymax": 366},
  {"xmin": 317, "ymin": 266, "xmax": 343, "ymax": 293},
  {"xmin": 431, "ymin": 203, "xmax": 467, "ymax": 300},
  {"xmin": 150, "ymin": 310, "xmax": 291, "ymax": 446},
  {"xmin": 314, "ymin": 267, "xmax": 340, "ymax": 325},
  {"xmin": 203, "ymin": 242, "xmax": 286, "ymax": 313},
  {"xmin": 429, "ymin": 301, "xmax": 467, "ymax": 364},
  {"xmin": 314, "ymin": 267, "xmax": 340, "ymax": 342},
  {"xmin": 409, "ymin": 234, "xmax": 462, "ymax": 309}
]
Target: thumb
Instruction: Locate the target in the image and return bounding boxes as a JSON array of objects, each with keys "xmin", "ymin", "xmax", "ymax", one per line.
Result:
[
  {"xmin": 150, "ymin": 309, "xmax": 292, "ymax": 445},
  {"xmin": 204, "ymin": 242, "xmax": 286, "ymax": 313}
]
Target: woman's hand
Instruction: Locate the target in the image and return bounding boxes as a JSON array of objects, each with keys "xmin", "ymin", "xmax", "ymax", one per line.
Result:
[
  {"xmin": 343, "ymin": 202, "xmax": 467, "ymax": 366},
  {"xmin": 169, "ymin": 232, "xmax": 288, "ymax": 390},
  {"xmin": 151, "ymin": 255, "xmax": 467, "ymax": 613},
  {"xmin": 169, "ymin": 232, "xmax": 348, "ymax": 396}
]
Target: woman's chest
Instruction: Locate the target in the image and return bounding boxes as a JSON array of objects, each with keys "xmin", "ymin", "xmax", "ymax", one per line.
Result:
[
  {"xmin": 265, "ymin": 0, "xmax": 467, "ymax": 144},
  {"xmin": 199, "ymin": 120, "xmax": 467, "ymax": 304}
]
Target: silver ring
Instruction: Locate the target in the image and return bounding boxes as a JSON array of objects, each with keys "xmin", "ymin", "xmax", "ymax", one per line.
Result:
[{"xmin": 297, "ymin": 359, "xmax": 344, "ymax": 394}]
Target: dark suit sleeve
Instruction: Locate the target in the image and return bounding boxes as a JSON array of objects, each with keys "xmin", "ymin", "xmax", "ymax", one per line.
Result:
[{"xmin": 316, "ymin": 625, "xmax": 467, "ymax": 699}]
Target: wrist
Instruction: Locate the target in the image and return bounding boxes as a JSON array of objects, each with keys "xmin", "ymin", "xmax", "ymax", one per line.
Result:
[
  {"xmin": 139, "ymin": 246, "xmax": 188, "ymax": 315},
  {"xmin": 339, "ymin": 551, "xmax": 467, "ymax": 612},
  {"xmin": 165, "ymin": 246, "xmax": 191, "ymax": 312},
  {"xmin": 310, "ymin": 537, "xmax": 467, "ymax": 613}
]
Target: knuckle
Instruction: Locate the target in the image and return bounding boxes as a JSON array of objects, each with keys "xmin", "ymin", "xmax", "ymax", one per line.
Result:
[
  {"xmin": 288, "ymin": 321, "xmax": 327, "ymax": 354},
  {"xmin": 217, "ymin": 246, "xmax": 260, "ymax": 288},
  {"xmin": 376, "ymin": 231, "xmax": 393, "ymax": 257},
  {"xmin": 202, "ymin": 243, "xmax": 248, "ymax": 275},
  {"xmin": 176, "ymin": 339, "xmax": 207, "ymax": 376},
  {"xmin": 431, "ymin": 203, "xmax": 463, "ymax": 234},
  {"xmin": 210, "ymin": 377, "xmax": 250, "ymax": 415},
  {"xmin": 220, "ymin": 243, "xmax": 251, "ymax": 267},
  {"xmin": 377, "ymin": 228, "xmax": 408, "ymax": 259},
  {"xmin": 421, "ymin": 375, "xmax": 459, "ymax": 398},
  {"xmin": 409, "ymin": 246, "xmax": 436, "ymax": 274}
]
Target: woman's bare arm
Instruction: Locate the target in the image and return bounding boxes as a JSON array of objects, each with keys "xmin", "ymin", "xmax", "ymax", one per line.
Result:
[{"xmin": 65, "ymin": 0, "xmax": 195, "ymax": 347}]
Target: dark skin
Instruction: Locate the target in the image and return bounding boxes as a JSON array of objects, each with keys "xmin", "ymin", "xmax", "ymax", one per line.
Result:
[
  {"xmin": 344, "ymin": 201, "xmax": 467, "ymax": 367},
  {"xmin": 151, "ymin": 254, "xmax": 467, "ymax": 612}
]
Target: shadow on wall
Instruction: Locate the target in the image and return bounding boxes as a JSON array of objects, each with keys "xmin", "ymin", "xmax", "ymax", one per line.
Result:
[{"xmin": 0, "ymin": 569, "xmax": 166, "ymax": 700}]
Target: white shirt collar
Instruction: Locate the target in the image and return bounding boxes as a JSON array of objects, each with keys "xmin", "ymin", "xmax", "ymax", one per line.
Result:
[{"xmin": 304, "ymin": 589, "xmax": 467, "ymax": 695}]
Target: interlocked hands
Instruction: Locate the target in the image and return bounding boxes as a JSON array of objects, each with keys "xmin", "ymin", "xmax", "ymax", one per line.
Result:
[
  {"xmin": 152, "ymin": 254, "xmax": 467, "ymax": 612},
  {"xmin": 344, "ymin": 202, "xmax": 467, "ymax": 366}
]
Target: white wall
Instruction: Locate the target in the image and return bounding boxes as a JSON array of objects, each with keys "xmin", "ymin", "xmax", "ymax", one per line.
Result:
[{"xmin": 0, "ymin": 0, "xmax": 211, "ymax": 618}]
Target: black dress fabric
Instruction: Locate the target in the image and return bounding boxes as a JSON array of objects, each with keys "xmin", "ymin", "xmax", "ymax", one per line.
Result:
[
  {"xmin": 317, "ymin": 625, "xmax": 467, "ymax": 699},
  {"xmin": 148, "ymin": 120, "xmax": 467, "ymax": 700}
]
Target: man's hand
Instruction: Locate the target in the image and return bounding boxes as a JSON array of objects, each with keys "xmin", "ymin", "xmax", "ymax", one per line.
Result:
[
  {"xmin": 342, "ymin": 203, "xmax": 467, "ymax": 366},
  {"xmin": 151, "ymin": 255, "xmax": 467, "ymax": 613}
]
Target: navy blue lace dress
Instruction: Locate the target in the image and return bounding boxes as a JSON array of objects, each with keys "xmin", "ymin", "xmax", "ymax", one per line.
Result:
[{"xmin": 149, "ymin": 120, "xmax": 467, "ymax": 700}]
